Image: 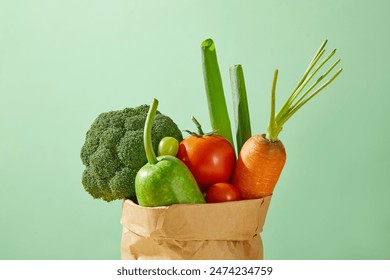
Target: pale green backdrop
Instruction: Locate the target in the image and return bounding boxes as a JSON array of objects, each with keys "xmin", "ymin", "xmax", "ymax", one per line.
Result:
[{"xmin": 1, "ymin": 0, "xmax": 389, "ymax": 259}]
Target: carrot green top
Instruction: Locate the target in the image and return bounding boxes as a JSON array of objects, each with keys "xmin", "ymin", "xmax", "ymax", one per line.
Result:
[{"xmin": 266, "ymin": 40, "xmax": 343, "ymax": 142}]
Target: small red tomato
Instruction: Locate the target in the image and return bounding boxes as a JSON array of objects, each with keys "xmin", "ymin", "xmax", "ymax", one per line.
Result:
[
  {"xmin": 176, "ymin": 135, "xmax": 236, "ymax": 192},
  {"xmin": 205, "ymin": 182, "xmax": 241, "ymax": 203}
]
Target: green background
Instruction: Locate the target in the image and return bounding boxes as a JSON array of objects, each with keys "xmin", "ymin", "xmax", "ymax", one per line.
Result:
[{"xmin": 1, "ymin": 0, "xmax": 389, "ymax": 260}]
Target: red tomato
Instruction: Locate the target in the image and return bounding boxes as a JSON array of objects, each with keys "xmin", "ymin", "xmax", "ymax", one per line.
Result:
[
  {"xmin": 205, "ymin": 182, "xmax": 241, "ymax": 203},
  {"xmin": 176, "ymin": 135, "xmax": 235, "ymax": 191}
]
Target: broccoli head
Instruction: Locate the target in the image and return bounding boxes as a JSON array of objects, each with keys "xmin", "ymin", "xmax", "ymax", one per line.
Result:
[{"xmin": 80, "ymin": 104, "xmax": 183, "ymax": 202}]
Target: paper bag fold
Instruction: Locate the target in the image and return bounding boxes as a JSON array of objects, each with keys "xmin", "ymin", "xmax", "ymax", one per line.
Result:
[{"xmin": 120, "ymin": 196, "xmax": 271, "ymax": 260}]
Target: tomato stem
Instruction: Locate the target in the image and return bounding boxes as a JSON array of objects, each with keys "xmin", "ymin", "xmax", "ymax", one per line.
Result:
[
  {"xmin": 184, "ymin": 116, "xmax": 216, "ymax": 137},
  {"xmin": 191, "ymin": 116, "xmax": 205, "ymax": 136}
]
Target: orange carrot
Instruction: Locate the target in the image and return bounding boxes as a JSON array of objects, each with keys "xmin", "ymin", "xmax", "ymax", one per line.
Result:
[
  {"xmin": 232, "ymin": 40, "xmax": 343, "ymax": 199},
  {"xmin": 232, "ymin": 133, "xmax": 286, "ymax": 198}
]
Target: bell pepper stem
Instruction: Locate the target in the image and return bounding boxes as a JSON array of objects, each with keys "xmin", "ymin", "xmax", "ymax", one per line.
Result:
[{"xmin": 144, "ymin": 98, "xmax": 159, "ymax": 164}]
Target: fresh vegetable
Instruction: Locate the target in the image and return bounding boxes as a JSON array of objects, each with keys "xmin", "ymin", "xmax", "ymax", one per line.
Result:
[
  {"xmin": 157, "ymin": 136, "xmax": 179, "ymax": 156},
  {"xmin": 135, "ymin": 99, "xmax": 205, "ymax": 207},
  {"xmin": 201, "ymin": 38, "xmax": 234, "ymax": 146},
  {"xmin": 232, "ymin": 40, "xmax": 343, "ymax": 199},
  {"xmin": 232, "ymin": 132, "xmax": 287, "ymax": 199},
  {"xmin": 176, "ymin": 117, "xmax": 236, "ymax": 192},
  {"xmin": 230, "ymin": 64, "xmax": 252, "ymax": 154},
  {"xmin": 205, "ymin": 182, "xmax": 241, "ymax": 203},
  {"xmin": 80, "ymin": 104, "xmax": 183, "ymax": 202}
]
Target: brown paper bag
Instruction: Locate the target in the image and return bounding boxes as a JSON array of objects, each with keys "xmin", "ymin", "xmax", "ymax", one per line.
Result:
[{"xmin": 120, "ymin": 196, "xmax": 271, "ymax": 260}]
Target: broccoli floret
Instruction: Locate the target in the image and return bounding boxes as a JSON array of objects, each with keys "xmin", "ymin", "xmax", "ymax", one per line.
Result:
[
  {"xmin": 117, "ymin": 130, "xmax": 145, "ymax": 168},
  {"xmin": 89, "ymin": 147, "xmax": 120, "ymax": 179},
  {"xmin": 109, "ymin": 167, "xmax": 138, "ymax": 200},
  {"xmin": 82, "ymin": 167, "xmax": 111, "ymax": 200},
  {"xmin": 80, "ymin": 104, "xmax": 183, "ymax": 202}
]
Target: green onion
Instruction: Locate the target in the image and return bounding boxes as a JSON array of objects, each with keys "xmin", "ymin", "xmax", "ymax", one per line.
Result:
[
  {"xmin": 230, "ymin": 64, "xmax": 252, "ymax": 154},
  {"xmin": 201, "ymin": 38, "xmax": 234, "ymax": 146}
]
